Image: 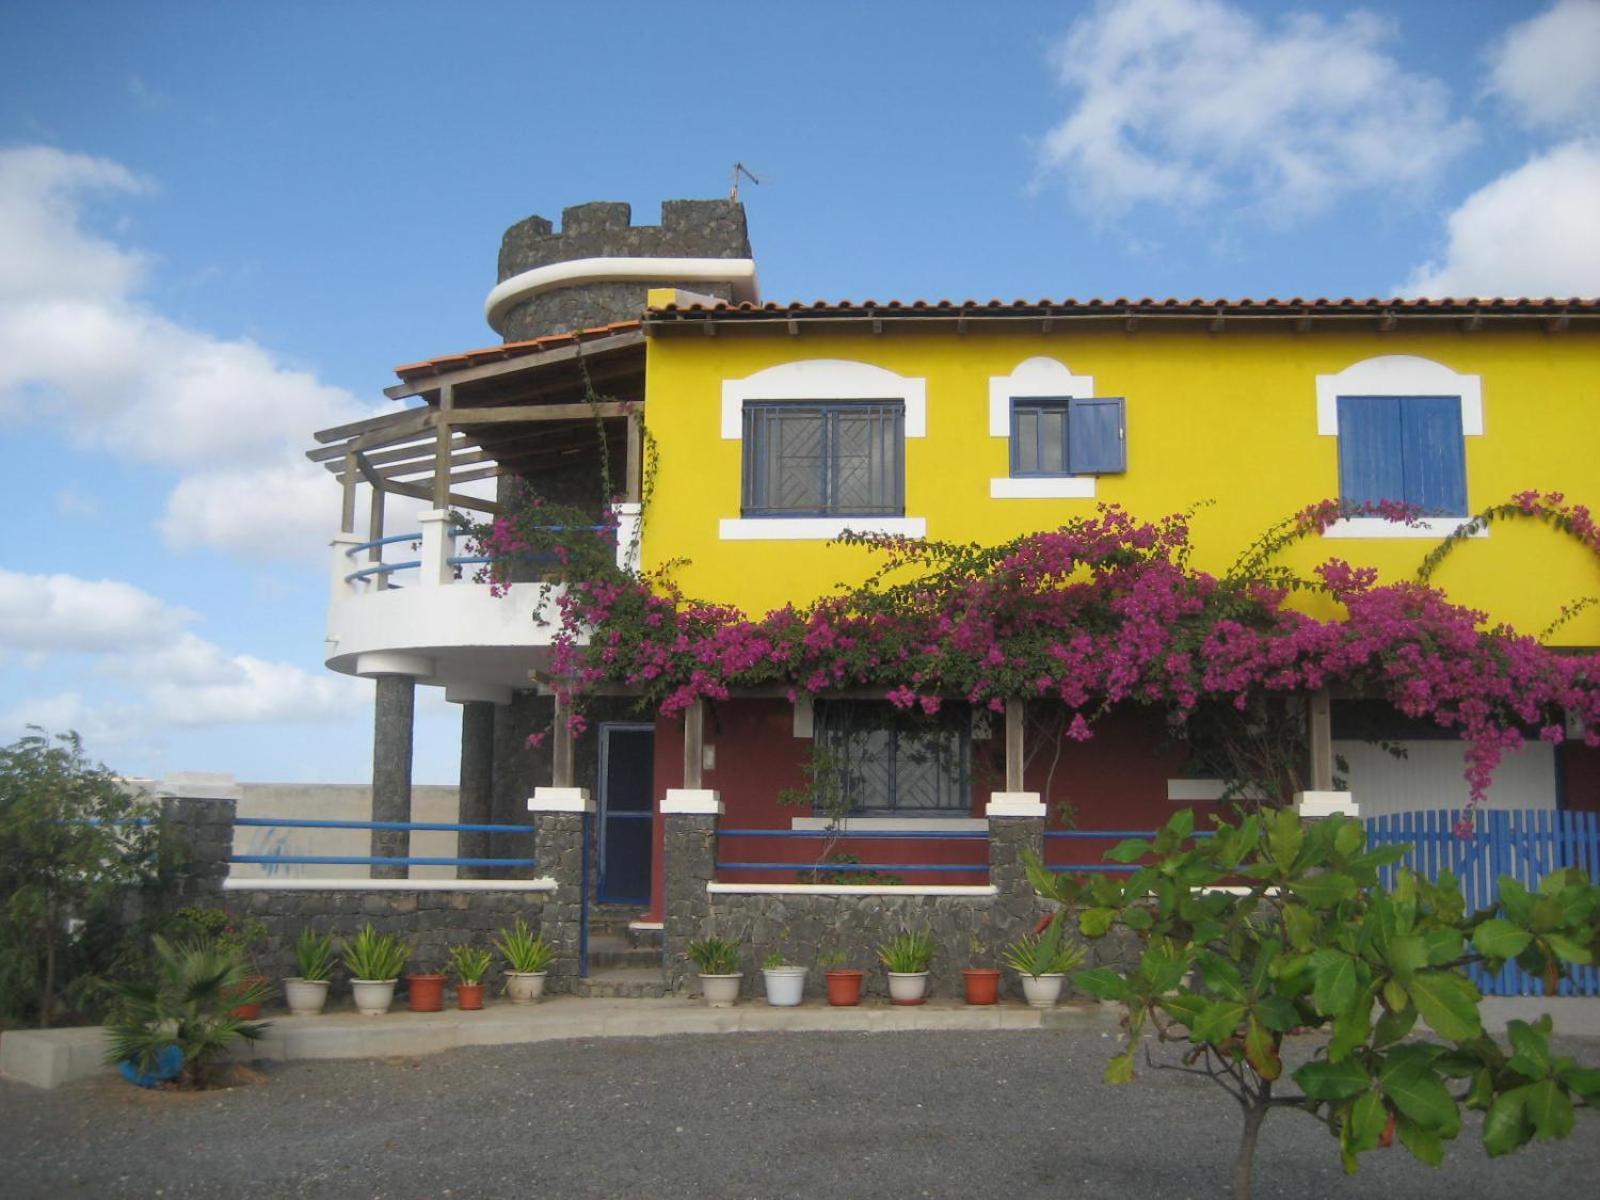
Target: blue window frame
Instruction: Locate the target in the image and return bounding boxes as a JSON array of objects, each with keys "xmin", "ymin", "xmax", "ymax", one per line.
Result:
[
  {"xmin": 1336, "ymin": 395, "xmax": 1467, "ymax": 515},
  {"xmin": 1009, "ymin": 395, "xmax": 1126, "ymax": 477},
  {"xmin": 814, "ymin": 700, "xmax": 970, "ymax": 814},
  {"xmin": 741, "ymin": 401, "xmax": 904, "ymax": 517}
]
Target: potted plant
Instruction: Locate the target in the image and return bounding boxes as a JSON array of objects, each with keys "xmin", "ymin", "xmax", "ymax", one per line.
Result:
[
  {"xmin": 1001, "ymin": 917, "xmax": 1087, "ymax": 1009},
  {"xmin": 342, "ymin": 924, "xmax": 411, "ymax": 1016},
  {"xmin": 283, "ymin": 928, "xmax": 336, "ymax": 1016},
  {"xmin": 878, "ymin": 930, "xmax": 936, "ymax": 1005},
  {"xmin": 962, "ymin": 933, "xmax": 1001, "ymax": 1006},
  {"xmin": 172, "ymin": 908, "xmax": 270, "ymax": 1019},
  {"xmin": 406, "ymin": 965, "xmax": 447, "ymax": 1012},
  {"xmin": 760, "ymin": 950, "xmax": 806, "ymax": 1007},
  {"xmin": 493, "ymin": 918, "xmax": 555, "ymax": 1003},
  {"xmin": 448, "ymin": 943, "xmax": 493, "ymax": 1011},
  {"xmin": 819, "ymin": 949, "xmax": 864, "ymax": 1006},
  {"xmin": 685, "ymin": 936, "xmax": 742, "ymax": 1007}
]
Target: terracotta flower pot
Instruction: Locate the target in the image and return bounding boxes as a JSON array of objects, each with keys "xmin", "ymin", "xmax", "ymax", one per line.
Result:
[
  {"xmin": 456, "ymin": 982, "xmax": 485, "ymax": 1011},
  {"xmin": 406, "ymin": 973, "xmax": 446, "ymax": 1012},
  {"xmin": 228, "ymin": 975, "xmax": 270, "ymax": 1019},
  {"xmin": 825, "ymin": 968, "xmax": 865, "ymax": 1006},
  {"xmin": 962, "ymin": 968, "xmax": 1001, "ymax": 1005}
]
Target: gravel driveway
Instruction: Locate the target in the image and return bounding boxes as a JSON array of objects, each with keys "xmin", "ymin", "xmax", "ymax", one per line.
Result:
[{"xmin": 2, "ymin": 1028, "xmax": 1596, "ymax": 1199}]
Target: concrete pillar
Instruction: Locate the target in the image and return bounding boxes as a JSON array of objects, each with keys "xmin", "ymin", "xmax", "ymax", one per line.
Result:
[
  {"xmin": 986, "ymin": 792, "xmax": 1048, "ymax": 1000},
  {"xmin": 371, "ymin": 674, "xmax": 416, "ymax": 879},
  {"xmin": 528, "ymin": 787, "xmax": 592, "ymax": 994},
  {"xmin": 458, "ymin": 700, "xmax": 497, "ymax": 876},
  {"xmin": 661, "ymin": 789, "xmax": 722, "ymax": 995}
]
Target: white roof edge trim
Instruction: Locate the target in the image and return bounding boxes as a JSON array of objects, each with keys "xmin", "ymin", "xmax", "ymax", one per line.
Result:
[{"xmin": 485, "ymin": 256, "xmax": 760, "ymax": 331}]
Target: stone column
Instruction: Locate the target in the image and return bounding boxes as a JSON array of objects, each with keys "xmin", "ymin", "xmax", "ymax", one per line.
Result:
[
  {"xmin": 528, "ymin": 787, "xmax": 592, "ymax": 995},
  {"xmin": 156, "ymin": 776, "xmax": 241, "ymax": 908},
  {"xmin": 987, "ymin": 792, "xmax": 1048, "ymax": 1000},
  {"xmin": 661, "ymin": 789, "xmax": 721, "ymax": 995},
  {"xmin": 370, "ymin": 674, "xmax": 416, "ymax": 879},
  {"xmin": 447, "ymin": 684, "xmax": 511, "ymax": 879}
]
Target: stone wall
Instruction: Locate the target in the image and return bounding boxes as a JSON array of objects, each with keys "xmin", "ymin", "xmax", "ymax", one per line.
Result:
[
  {"xmin": 228, "ymin": 889, "xmax": 546, "ymax": 982},
  {"xmin": 495, "ymin": 199, "xmax": 751, "ymax": 340}
]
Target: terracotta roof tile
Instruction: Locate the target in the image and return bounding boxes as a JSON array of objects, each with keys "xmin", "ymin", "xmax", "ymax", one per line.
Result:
[
  {"xmin": 393, "ymin": 319, "xmax": 641, "ymax": 381},
  {"xmin": 644, "ymin": 296, "xmax": 1598, "ymax": 317}
]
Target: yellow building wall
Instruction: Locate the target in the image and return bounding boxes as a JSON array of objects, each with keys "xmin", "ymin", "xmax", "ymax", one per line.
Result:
[{"xmin": 640, "ymin": 327, "xmax": 1600, "ymax": 645}]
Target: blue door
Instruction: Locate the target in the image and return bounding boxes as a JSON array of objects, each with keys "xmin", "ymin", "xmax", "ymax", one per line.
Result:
[{"xmin": 598, "ymin": 724, "xmax": 654, "ymax": 904}]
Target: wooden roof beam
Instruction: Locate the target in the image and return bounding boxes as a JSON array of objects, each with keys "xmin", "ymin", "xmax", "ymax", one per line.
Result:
[{"xmin": 383, "ymin": 329, "xmax": 645, "ymax": 400}]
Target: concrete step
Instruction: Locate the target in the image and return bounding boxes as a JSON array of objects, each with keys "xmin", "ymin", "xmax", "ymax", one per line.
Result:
[
  {"xmin": 577, "ymin": 967, "xmax": 667, "ymax": 999},
  {"xmin": 587, "ymin": 941, "xmax": 662, "ymax": 971}
]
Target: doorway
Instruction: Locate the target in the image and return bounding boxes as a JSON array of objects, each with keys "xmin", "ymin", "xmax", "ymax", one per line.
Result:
[{"xmin": 597, "ymin": 723, "xmax": 655, "ymax": 904}]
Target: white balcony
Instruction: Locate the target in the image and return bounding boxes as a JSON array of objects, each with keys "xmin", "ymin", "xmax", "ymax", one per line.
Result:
[{"xmin": 324, "ymin": 504, "xmax": 639, "ymax": 691}]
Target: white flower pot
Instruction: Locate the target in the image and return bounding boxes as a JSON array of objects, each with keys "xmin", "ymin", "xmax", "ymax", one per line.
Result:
[
  {"xmin": 283, "ymin": 977, "xmax": 330, "ymax": 1016},
  {"xmin": 761, "ymin": 965, "xmax": 807, "ymax": 1007},
  {"xmin": 505, "ymin": 971, "xmax": 548, "ymax": 1004},
  {"xmin": 699, "ymin": 972, "xmax": 742, "ymax": 1007},
  {"xmin": 1020, "ymin": 973, "xmax": 1065, "ymax": 1009},
  {"xmin": 351, "ymin": 978, "xmax": 397, "ymax": 1016},
  {"xmin": 887, "ymin": 971, "xmax": 930, "ymax": 1005}
]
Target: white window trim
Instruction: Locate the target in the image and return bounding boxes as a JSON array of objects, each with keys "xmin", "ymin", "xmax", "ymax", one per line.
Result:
[
  {"xmin": 988, "ymin": 356, "xmax": 1099, "ymax": 499},
  {"xmin": 721, "ymin": 358, "xmax": 926, "ymax": 439},
  {"xmin": 1316, "ymin": 355, "xmax": 1484, "ymax": 536},
  {"xmin": 718, "ymin": 516, "xmax": 926, "ymax": 541},
  {"xmin": 720, "ymin": 359, "xmax": 927, "ymax": 541}
]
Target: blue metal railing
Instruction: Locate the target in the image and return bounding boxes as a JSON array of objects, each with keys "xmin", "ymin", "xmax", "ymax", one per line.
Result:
[
  {"xmin": 229, "ymin": 815, "xmax": 536, "ymax": 873},
  {"xmin": 715, "ymin": 827, "xmax": 989, "ymax": 876},
  {"xmin": 342, "ymin": 526, "xmax": 608, "ymax": 584}
]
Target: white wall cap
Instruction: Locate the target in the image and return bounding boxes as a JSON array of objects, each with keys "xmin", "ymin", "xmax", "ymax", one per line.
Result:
[
  {"xmin": 528, "ymin": 787, "xmax": 594, "ymax": 814},
  {"xmin": 444, "ymin": 682, "xmax": 515, "ymax": 705},
  {"xmin": 486, "ymin": 255, "xmax": 758, "ymax": 332},
  {"xmin": 986, "ymin": 792, "xmax": 1048, "ymax": 818},
  {"xmin": 708, "ymin": 882, "xmax": 998, "ymax": 897},
  {"xmin": 662, "ymin": 788, "xmax": 724, "ymax": 815},
  {"xmin": 224, "ymin": 876, "xmax": 556, "ymax": 893},
  {"xmin": 158, "ymin": 772, "xmax": 242, "ymax": 801},
  {"xmin": 1294, "ymin": 790, "xmax": 1360, "ymax": 818},
  {"xmin": 354, "ymin": 651, "xmax": 435, "ymax": 678}
]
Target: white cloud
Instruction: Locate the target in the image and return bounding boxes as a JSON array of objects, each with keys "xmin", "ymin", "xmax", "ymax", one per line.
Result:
[
  {"xmin": 0, "ymin": 568, "xmax": 193, "ymax": 653},
  {"xmin": 1487, "ymin": 0, "xmax": 1600, "ymax": 132},
  {"xmin": 1037, "ymin": 0, "xmax": 1474, "ymax": 220},
  {"xmin": 0, "ymin": 569, "xmax": 367, "ymax": 736},
  {"xmin": 1401, "ymin": 140, "xmax": 1600, "ymax": 297},
  {"xmin": 0, "ymin": 145, "xmax": 391, "ymax": 564}
]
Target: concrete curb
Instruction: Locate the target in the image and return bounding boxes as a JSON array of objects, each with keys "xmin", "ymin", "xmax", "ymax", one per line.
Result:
[{"xmin": 1, "ymin": 998, "xmax": 1121, "ymax": 1089}]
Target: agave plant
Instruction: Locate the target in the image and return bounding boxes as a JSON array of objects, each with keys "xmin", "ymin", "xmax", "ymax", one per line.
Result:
[
  {"xmin": 492, "ymin": 919, "xmax": 556, "ymax": 974},
  {"xmin": 447, "ymin": 942, "xmax": 494, "ymax": 984},
  {"xmin": 104, "ymin": 935, "xmax": 269, "ymax": 1088},
  {"xmin": 293, "ymin": 928, "xmax": 337, "ymax": 982},
  {"xmin": 685, "ymin": 936, "xmax": 741, "ymax": 975},
  {"xmin": 877, "ymin": 930, "xmax": 936, "ymax": 974},
  {"xmin": 342, "ymin": 925, "xmax": 411, "ymax": 982},
  {"xmin": 1000, "ymin": 920, "xmax": 1087, "ymax": 979}
]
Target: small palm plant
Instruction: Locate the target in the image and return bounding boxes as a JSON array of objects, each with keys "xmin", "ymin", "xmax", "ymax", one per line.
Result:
[
  {"xmin": 342, "ymin": 925, "xmax": 411, "ymax": 981},
  {"xmin": 686, "ymin": 936, "xmax": 741, "ymax": 975},
  {"xmin": 877, "ymin": 930, "xmax": 936, "ymax": 974},
  {"xmin": 104, "ymin": 935, "xmax": 269, "ymax": 1088},
  {"xmin": 294, "ymin": 929, "xmax": 337, "ymax": 982},
  {"xmin": 493, "ymin": 919, "xmax": 556, "ymax": 973},
  {"xmin": 1001, "ymin": 928, "xmax": 1088, "ymax": 978},
  {"xmin": 447, "ymin": 943, "xmax": 494, "ymax": 985}
]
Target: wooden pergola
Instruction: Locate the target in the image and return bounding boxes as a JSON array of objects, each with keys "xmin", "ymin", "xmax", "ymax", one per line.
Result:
[{"xmin": 305, "ymin": 326, "xmax": 647, "ymax": 578}]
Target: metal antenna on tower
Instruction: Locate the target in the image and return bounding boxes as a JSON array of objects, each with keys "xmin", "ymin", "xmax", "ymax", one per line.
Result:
[{"xmin": 730, "ymin": 162, "xmax": 761, "ymax": 202}]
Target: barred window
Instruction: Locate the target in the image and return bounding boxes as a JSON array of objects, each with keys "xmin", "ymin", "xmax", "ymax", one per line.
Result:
[
  {"xmin": 741, "ymin": 401, "xmax": 904, "ymax": 517},
  {"xmin": 814, "ymin": 700, "xmax": 969, "ymax": 813}
]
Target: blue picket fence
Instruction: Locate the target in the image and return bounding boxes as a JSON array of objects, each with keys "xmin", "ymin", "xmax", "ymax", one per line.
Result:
[{"xmin": 1364, "ymin": 808, "xmax": 1600, "ymax": 998}]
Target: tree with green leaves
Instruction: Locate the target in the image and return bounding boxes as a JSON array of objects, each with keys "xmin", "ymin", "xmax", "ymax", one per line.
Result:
[
  {"xmin": 0, "ymin": 729, "xmax": 162, "ymax": 1026},
  {"xmin": 1025, "ymin": 808, "xmax": 1600, "ymax": 1200}
]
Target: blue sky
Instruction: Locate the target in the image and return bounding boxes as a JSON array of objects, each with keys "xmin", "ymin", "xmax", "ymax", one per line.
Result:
[{"xmin": 1, "ymin": 0, "xmax": 1597, "ymax": 784}]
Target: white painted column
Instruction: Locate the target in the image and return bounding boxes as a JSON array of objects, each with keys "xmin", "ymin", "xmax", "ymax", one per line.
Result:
[{"xmin": 418, "ymin": 509, "xmax": 454, "ymax": 587}]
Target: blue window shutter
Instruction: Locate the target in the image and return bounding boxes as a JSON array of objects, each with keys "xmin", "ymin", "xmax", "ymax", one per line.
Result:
[
  {"xmin": 1336, "ymin": 396, "xmax": 1404, "ymax": 506},
  {"xmin": 1067, "ymin": 397, "xmax": 1126, "ymax": 474},
  {"xmin": 1399, "ymin": 395, "xmax": 1466, "ymax": 515}
]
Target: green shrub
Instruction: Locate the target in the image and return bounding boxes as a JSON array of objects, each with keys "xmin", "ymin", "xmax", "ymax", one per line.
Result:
[
  {"xmin": 686, "ymin": 936, "xmax": 741, "ymax": 975},
  {"xmin": 447, "ymin": 943, "xmax": 493, "ymax": 984},
  {"xmin": 877, "ymin": 930, "xmax": 935, "ymax": 973},
  {"xmin": 293, "ymin": 929, "xmax": 337, "ymax": 982},
  {"xmin": 341, "ymin": 925, "xmax": 410, "ymax": 981},
  {"xmin": 492, "ymin": 919, "xmax": 555, "ymax": 973}
]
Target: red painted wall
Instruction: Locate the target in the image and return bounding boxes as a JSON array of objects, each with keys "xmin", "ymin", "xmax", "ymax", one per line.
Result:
[{"xmin": 1564, "ymin": 743, "xmax": 1600, "ymax": 813}]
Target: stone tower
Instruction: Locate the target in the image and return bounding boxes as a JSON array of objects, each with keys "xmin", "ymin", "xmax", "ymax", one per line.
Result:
[{"xmin": 487, "ymin": 199, "xmax": 756, "ymax": 342}]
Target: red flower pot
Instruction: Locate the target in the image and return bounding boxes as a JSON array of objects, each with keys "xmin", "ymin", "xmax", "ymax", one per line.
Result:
[
  {"xmin": 962, "ymin": 968, "xmax": 1001, "ymax": 1005},
  {"xmin": 825, "ymin": 968, "xmax": 865, "ymax": 1006},
  {"xmin": 406, "ymin": 973, "xmax": 446, "ymax": 1012},
  {"xmin": 456, "ymin": 982, "xmax": 485, "ymax": 1011},
  {"xmin": 227, "ymin": 976, "xmax": 269, "ymax": 1020}
]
